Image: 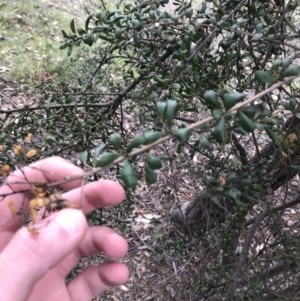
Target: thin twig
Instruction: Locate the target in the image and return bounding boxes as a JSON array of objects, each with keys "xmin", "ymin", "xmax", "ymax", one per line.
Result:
[
  {"xmin": 49, "ymin": 74, "xmax": 300, "ymax": 187},
  {"xmin": 0, "ymin": 92, "xmax": 18, "ymax": 108},
  {"xmin": 245, "ymin": 195, "xmax": 300, "ymax": 227},
  {"xmin": 0, "ymin": 101, "xmax": 114, "ymax": 113},
  {"xmin": 225, "ymin": 207, "xmax": 268, "ymax": 300}
]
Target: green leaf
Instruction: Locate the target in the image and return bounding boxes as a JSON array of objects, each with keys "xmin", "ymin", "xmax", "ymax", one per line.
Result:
[
  {"xmin": 144, "ymin": 132, "xmax": 166, "ymax": 145},
  {"xmin": 221, "ymin": 92, "xmax": 245, "ymax": 110},
  {"xmin": 242, "ymin": 104, "xmax": 264, "ymax": 114},
  {"xmin": 70, "ymin": 19, "xmax": 76, "ymax": 34},
  {"xmin": 208, "ymin": 16, "xmax": 216, "ymax": 24},
  {"xmin": 224, "ymin": 188, "xmax": 241, "ymax": 201},
  {"xmin": 115, "ymin": 27, "xmax": 123, "ymax": 39},
  {"xmin": 290, "ymin": 98, "xmax": 297, "ymax": 110},
  {"xmin": 85, "ymin": 15, "xmax": 92, "ymax": 32},
  {"xmin": 172, "ymin": 128, "xmax": 191, "ymax": 142},
  {"xmin": 166, "ymin": 99, "xmax": 177, "ymax": 128},
  {"xmin": 272, "ymin": 59, "xmax": 282, "ymax": 68},
  {"xmin": 283, "ymin": 64, "xmax": 300, "ymax": 77},
  {"xmin": 265, "ymin": 127, "xmax": 279, "ymax": 144},
  {"xmin": 255, "ymin": 123, "xmax": 265, "ymax": 131},
  {"xmin": 131, "ymin": 19, "xmax": 142, "ymax": 30},
  {"xmin": 257, "ymin": 107, "xmax": 271, "ymax": 119},
  {"xmin": 199, "ymin": 135, "xmax": 210, "ymax": 149},
  {"xmin": 281, "ymin": 101, "xmax": 292, "ymax": 111},
  {"xmin": 282, "ymin": 57, "xmax": 292, "ymax": 68},
  {"xmin": 109, "ymin": 133, "xmax": 122, "ymax": 150},
  {"xmin": 62, "ymin": 30, "xmax": 69, "ymax": 39},
  {"xmin": 153, "ymin": 75, "xmax": 171, "ymax": 86},
  {"xmin": 238, "ymin": 111, "xmax": 256, "ymax": 132},
  {"xmin": 96, "ymin": 153, "xmax": 119, "ymax": 167},
  {"xmin": 233, "ymin": 126, "xmax": 248, "ymax": 135},
  {"xmin": 212, "ymin": 109, "xmax": 222, "ymax": 120},
  {"xmin": 121, "ymin": 160, "xmax": 137, "ymax": 189},
  {"xmin": 156, "ymin": 102, "xmax": 167, "ymax": 121},
  {"xmin": 186, "ymin": 8, "xmax": 193, "ymax": 18},
  {"xmin": 171, "ymin": 83, "xmax": 181, "ymax": 89},
  {"xmin": 80, "ymin": 150, "xmax": 88, "ymax": 164},
  {"xmin": 83, "ymin": 34, "xmax": 94, "ymax": 46},
  {"xmin": 254, "ymin": 71, "xmax": 276, "ymax": 84},
  {"xmin": 67, "ymin": 45, "xmax": 73, "ymax": 56},
  {"xmin": 44, "ymin": 135, "xmax": 58, "ymax": 146},
  {"xmin": 77, "ymin": 27, "xmax": 86, "ymax": 35},
  {"xmin": 212, "ymin": 117, "xmax": 229, "ymax": 144},
  {"xmin": 92, "ymin": 144, "xmax": 107, "ymax": 167},
  {"xmin": 203, "ymin": 90, "xmax": 220, "ymax": 109},
  {"xmin": 59, "ymin": 42, "xmax": 69, "ymax": 50},
  {"xmin": 127, "ymin": 133, "xmax": 146, "ymax": 152},
  {"xmin": 145, "ymin": 166, "xmax": 157, "ymax": 185},
  {"xmin": 291, "ymin": 165, "xmax": 300, "ymax": 172},
  {"xmin": 146, "ymin": 154, "xmax": 162, "ymax": 169}
]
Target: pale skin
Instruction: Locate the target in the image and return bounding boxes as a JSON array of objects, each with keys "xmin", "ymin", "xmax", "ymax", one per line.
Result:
[{"xmin": 0, "ymin": 157, "xmax": 129, "ymax": 301}]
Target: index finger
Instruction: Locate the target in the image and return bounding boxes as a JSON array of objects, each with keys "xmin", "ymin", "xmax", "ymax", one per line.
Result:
[{"xmin": 0, "ymin": 157, "xmax": 84, "ymax": 231}]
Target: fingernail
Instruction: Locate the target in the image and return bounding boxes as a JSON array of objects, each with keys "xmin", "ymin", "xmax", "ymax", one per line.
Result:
[{"xmin": 55, "ymin": 210, "xmax": 83, "ymax": 234}]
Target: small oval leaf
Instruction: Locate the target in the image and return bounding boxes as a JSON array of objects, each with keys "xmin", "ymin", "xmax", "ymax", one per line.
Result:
[
  {"xmin": 145, "ymin": 166, "xmax": 157, "ymax": 185},
  {"xmin": 282, "ymin": 64, "xmax": 300, "ymax": 77},
  {"xmin": 199, "ymin": 135, "xmax": 210, "ymax": 149},
  {"xmin": 127, "ymin": 133, "xmax": 146, "ymax": 152},
  {"xmin": 146, "ymin": 154, "xmax": 162, "ymax": 170},
  {"xmin": 96, "ymin": 153, "xmax": 119, "ymax": 167},
  {"xmin": 80, "ymin": 150, "xmax": 88, "ymax": 164},
  {"xmin": 165, "ymin": 99, "xmax": 177, "ymax": 128},
  {"xmin": 121, "ymin": 160, "xmax": 137, "ymax": 189},
  {"xmin": 92, "ymin": 144, "xmax": 107, "ymax": 167},
  {"xmin": 221, "ymin": 92, "xmax": 245, "ymax": 110},
  {"xmin": 203, "ymin": 90, "xmax": 220, "ymax": 109},
  {"xmin": 254, "ymin": 71, "xmax": 276, "ymax": 84},
  {"xmin": 109, "ymin": 133, "xmax": 122, "ymax": 150},
  {"xmin": 144, "ymin": 132, "xmax": 167, "ymax": 145},
  {"xmin": 156, "ymin": 102, "xmax": 167, "ymax": 121},
  {"xmin": 238, "ymin": 111, "xmax": 256, "ymax": 132},
  {"xmin": 172, "ymin": 128, "xmax": 191, "ymax": 143},
  {"xmin": 212, "ymin": 117, "xmax": 229, "ymax": 144}
]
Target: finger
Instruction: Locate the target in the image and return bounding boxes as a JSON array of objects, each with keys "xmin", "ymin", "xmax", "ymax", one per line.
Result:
[
  {"xmin": 0, "ymin": 209, "xmax": 87, "ymax": 301},
  {"xmin": 76, "ymin": 226, "xmax": 128, "ymax": 259},
  {"xmin": 4, "ymin": 156, "xmax": 83, "ymax": 192},
  {"xmin": 0, "ymin": 157, "xmax": 84, "ymax": 230},
  {"xmin": 63, "ymin": 179, "xmax": 125, "ymax": 214},
  {"xmin": 67, "ymin": 262, "xmax": 129, "ymax": 301}
]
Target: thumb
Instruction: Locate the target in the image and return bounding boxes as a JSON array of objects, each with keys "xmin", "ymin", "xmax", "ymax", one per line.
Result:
[{"xmin": 0, "ymin": 209, "xmax": 87, "ymax": 301}]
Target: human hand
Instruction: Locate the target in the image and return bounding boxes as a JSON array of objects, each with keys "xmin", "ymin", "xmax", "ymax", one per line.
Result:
[{"xmin": 0, "ymin": 157, "xmax": 129, "ymax": 301}]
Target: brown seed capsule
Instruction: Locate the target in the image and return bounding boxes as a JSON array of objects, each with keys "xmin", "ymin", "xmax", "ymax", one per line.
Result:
[
  {"xmin": 25, "ymin": 149, "xmax": 37, "ymax": 158},
  {"xmin": 1, "ymin": 164, "xmax": 11, "ymax": 177},
  {"xmin": 25, "ymin": 133, "xmax": 33, "ymax": 143},
  {"xmin": 28, "ymin": 226, "xmax": 39, "ymax": 235},
  {"xmin": 13, "ymin": 145, "xmax": 23, "ymax": 155},
  {"xmin": 31, "ymin": 182, "xmax": 47, "ymax": 197},
  {"xmin": 0, "ymin": 145, "xmax": 4, "ymax": 151},
  {"xmin": 219, "ymin": 176, "xmax": 226, "ymax": 186},
  {"xmin": 8, "ymin": 200, "xmax": 17, "ymax": 215}
]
